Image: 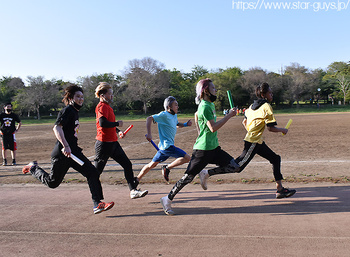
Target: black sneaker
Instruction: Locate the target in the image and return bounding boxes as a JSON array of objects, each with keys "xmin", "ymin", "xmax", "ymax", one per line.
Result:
[
  {"xmin": 2, "ymin": 159, "xmax": 7, "ymax": 166},
  {"xmin": 162, "ymin": 165, "xmax": 170, "ymax": 182},
  {"xmin": 276, "ymin": 187, "xmax": 296, "ymax": 199},
  {"xmin": 12, "ymin": 160, "xmax": 16, "ymax": 166}
]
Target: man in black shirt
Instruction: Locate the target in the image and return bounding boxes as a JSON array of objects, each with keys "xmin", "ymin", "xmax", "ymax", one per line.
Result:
[
  {"xmin": 0, "ymin": 103, "xmax": 21, "ymax": 166},
  {"xmin": 22, "ymin": 85, "xmax": 114, "ymax": 214}
]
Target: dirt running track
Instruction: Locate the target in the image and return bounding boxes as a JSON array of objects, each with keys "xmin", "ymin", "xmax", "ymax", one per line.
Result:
[{"xmin": 1, "ymin": 113, "xmax": 350, "ymax": 256}]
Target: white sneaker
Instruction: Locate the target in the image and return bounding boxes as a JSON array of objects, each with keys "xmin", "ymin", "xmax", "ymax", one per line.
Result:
[
  {"xmin": 130, "ymin": 189, "xmax": 148, "ymax": 199},
  {"xmin": 199, "ymin": 169, "xmax": 209, "ymax": 190},
  {"xmin": 160, "ymin": 196, "xmax": 175, "ymax": 216}
]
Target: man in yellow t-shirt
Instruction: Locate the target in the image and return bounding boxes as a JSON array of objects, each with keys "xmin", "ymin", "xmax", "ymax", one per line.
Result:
[{"xmin": 204, "ymin": 82, "xmax": 296, "ymax": 199}]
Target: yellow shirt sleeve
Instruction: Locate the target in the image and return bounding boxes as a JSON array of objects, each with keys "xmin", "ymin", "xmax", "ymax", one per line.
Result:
[{"xmin": 244, "ymin": 103, "xmax": 276, "ymax": 144}]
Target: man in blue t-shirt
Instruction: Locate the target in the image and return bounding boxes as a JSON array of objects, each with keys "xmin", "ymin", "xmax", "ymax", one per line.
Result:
[{"xmin": 136, "ymin": 96, "xmax": 192, "ymax": 183}]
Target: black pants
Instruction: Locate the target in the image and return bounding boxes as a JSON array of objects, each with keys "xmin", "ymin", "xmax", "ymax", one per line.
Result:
[
  {"xmin": 208, "ymin": 141, "xmax": 283, "ymax": 181},
  {"xmin": 1, "ymin": 133, "xmax": 15, "ymax": 150},
  {"xmin": 168, "ymin": 146, "xmax": 233, "ymax": 200},
  {"xmin": 94, "ymin": 140, "xmax": 137, "ymax": 190},
  {"xmin": 31, "ymin": 151, "xmax": 104, "ymax": 203}
]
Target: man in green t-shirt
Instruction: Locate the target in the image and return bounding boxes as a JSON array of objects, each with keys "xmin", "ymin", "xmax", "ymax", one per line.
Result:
[{"xmin": 160, "ymin": 78, "xmax": 240, "ymax": 215}]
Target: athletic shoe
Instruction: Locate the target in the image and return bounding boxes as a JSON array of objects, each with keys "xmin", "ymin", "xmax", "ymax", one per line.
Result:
[
  {"xmin": 93, "ymin": 201, "xmax": 115, "ymax": 214},
  {"xmin": 12, "ymin": 160, "xmax": 16, "ymax": 166},
  {"xmin": 160, "ymin": 196, "xmax": 175, "ymax": 216},
  {"xmin": 22, "ymin": 161, "xmax": 38, "ymax": 174},
  {"xmin": 199, "ymin": 169, "xmax": 209, "ymax": 190},
  {"xmin": 130, "ymin": 189, "xmax": 148, "ymax": 199},
  {"xmin": 2, "ymin": 159, "xmax": 7, "ymax": 166},
  {"xmin": 162, "ymin": 165, "xmax": 170, "ymax": 182},
  {"xmin": 276, "ymin": 188, "xmax": 296, "ymax": 199}
]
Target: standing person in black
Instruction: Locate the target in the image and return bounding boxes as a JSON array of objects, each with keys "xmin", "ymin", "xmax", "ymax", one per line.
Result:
[
  {"xmin": 0, "ymin": 103, "xmax": 21, "ymax": 166},
  {"xmin": 22, "ymin": 84, "xmax": 114, "ymax": 214}
]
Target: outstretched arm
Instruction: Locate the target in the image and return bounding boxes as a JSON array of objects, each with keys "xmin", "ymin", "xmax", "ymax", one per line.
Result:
[
  {"xmin": 206, "ymin": 108, "xmax": 237, "ymax": 133},
  {"xmin": 177, "ymin": 119, "xmax": 192, "ymax": 128}
]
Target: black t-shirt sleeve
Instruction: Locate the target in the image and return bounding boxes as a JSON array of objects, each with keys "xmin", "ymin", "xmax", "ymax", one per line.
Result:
[
  {"xmin": 55, "ymin": 106, "xmax": 71, "ymax": 127},
  {"xmin": 14, "ymin": 114, "xmax": 21, "ymax": 123}
]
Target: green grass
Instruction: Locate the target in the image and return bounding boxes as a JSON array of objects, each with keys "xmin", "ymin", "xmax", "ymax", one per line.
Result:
[
  {"xmin": 274, "ymin": 104, "xmax": 350, "ymax": 114},
  {"xmin": 20, "ymin": 105, "xmax": 350, "ymax": 125}
]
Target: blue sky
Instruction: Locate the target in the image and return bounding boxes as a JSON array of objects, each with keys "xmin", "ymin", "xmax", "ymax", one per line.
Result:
[{"xmin": 0, "ymin": 0, "xmax": 349, "ymax": 82}]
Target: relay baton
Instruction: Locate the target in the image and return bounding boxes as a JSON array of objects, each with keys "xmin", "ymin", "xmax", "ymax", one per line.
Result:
[
  {"xmin": 283, "ymin": 119, "xmax": 293, "ymax": 135},
  {"xmin": 145, "ymin": 135, "xmax": 159, "ymax": 151},
  {"xmin": 227, "ymin": 90, "xmax": 234, "ymax": 108},
  {"xmin": 71, "ymin": 153, "xmax": 84, "ymax": 166},
  {"xmin": 62, "ymin": 149, "xmax": 84, "ymax": 166},
  {"xmin": 123, "ymin": 124, "xmax": 133, "ymax": 134},
  {"xmin": 120, "ymin": 124, "xmax": 133, "ymax": 137}
]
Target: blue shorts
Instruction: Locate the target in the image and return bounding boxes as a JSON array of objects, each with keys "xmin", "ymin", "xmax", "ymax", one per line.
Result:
[{"xmin": 152, "ymin": 145, "xmax": 187, "ymax": 163}]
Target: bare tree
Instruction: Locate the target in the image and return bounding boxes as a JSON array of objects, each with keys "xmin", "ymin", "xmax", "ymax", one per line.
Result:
[
  {"xmin": 15, "ymin": 76, "xmax": 60, "ymax": 119},
  {"xmin": 284, "ymin": 63, "xmax": 311, "ymax": 107},
  {"xmin": 336, "ymin": 74, "xmax": 350, "ymax": 105},
  {"xmin": 77, "ymin": 73, "xmax": 124, "ymax": 112},
  {"xmin": 241, "ymin": 67, "xmax": 268, "ymax": 98},
  {"xmin": 124, "ymin": 57, "xmax": 169, "ymax": 113}
]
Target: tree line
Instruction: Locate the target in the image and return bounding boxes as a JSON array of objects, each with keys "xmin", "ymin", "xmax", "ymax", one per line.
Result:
[{"xmin": 1, "ymin": 57, "xmax": 349, "ymax": 119}]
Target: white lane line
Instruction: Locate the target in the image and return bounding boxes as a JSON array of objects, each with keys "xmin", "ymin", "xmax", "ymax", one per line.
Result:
[{"xmin": 1, "ymin": 230, "xmax": 350, "ymax": 240}]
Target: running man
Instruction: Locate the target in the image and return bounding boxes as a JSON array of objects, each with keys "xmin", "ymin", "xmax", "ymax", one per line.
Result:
[{"xmin": 136, "ymin": 96, "xmax": 192, "ymax": 183}]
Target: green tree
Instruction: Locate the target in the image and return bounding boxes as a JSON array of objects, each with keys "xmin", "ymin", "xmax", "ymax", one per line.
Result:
[
  {"xmin": 0, "ymin": 76, "xmax": 25, "ymax": 105},
  {"xmin": 185, "ymin": 65, "xmax": 209, "ymax": 83},
  {"xmin": 205, "ymin": 67, "xmax": 247, "ymax": 110},
  {"xmin": 168, "ymin": 69, "xmax": 196, "ymax": 112},
  {"xmin": 323, "ymin": 61, "xmax": 350, "ymax": 105}
]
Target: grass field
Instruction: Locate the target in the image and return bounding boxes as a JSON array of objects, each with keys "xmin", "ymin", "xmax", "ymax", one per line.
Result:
[{"xmin": 19, "ymin": 104, "xmax": 350, "ymax": 125}]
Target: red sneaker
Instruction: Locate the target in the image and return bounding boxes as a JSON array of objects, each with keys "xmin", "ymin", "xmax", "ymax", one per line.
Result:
[
  {"xmin": 22, "ymin": 161, "xmax": 38, "ymax": 174},
  {"xmin": 93, "ymin": 201, "xmax": 115, "ymax": 214}
]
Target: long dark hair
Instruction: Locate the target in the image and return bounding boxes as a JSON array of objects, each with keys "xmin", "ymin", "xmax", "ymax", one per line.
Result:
[{"xmin": 62, "ymin": 84, "xmax": 83, "ymax": 106}]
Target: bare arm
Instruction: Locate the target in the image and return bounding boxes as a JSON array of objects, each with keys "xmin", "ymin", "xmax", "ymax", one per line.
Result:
[
  {"xmin": 267, "ymin": 125, "xmax": 288, "ymax": 135},
  {"xmin": 242, "ymin": 118, "xmax": 247, "ymax": 131},
  {"xmin": 194, "ymin": 112, "xmax": 200, "ymax": 135},
  {"xmin": 53, "ymin": 124, "xmax": 71, "ymax": 157},
  {"xmin": 206, "ymin": 108, "xmax": 237, "ymax": 133},
  {"xmin": 145, "ymin": 116, "xmax": 154, "ymax": 141},
  {"xmin": 15, "ymin": 121, "xmax": 22, "ymax": 133}
]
